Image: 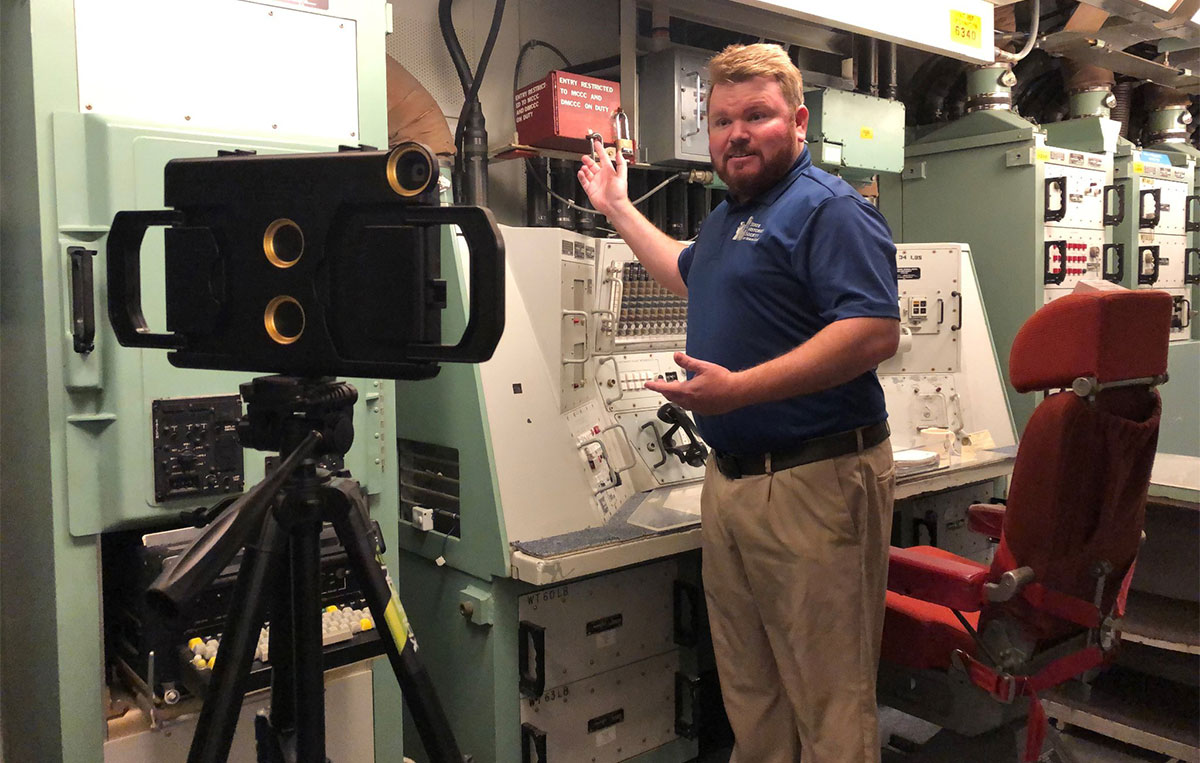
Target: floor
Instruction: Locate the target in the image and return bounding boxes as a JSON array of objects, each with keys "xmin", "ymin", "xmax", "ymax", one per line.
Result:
[{"xmin": 693, "ymin": 707, "xmax": 1183, "ymax": 762}]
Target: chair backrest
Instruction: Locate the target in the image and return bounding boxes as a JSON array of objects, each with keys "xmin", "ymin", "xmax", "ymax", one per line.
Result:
[{"xmin": 982, "ymin": 289, "xmax": 1173, "ymax": 646}]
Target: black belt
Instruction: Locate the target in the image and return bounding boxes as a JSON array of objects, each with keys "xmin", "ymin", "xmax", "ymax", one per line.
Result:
[{"xmin": 713, "ymin": 421, "xmax": 890, "ymax": 480}]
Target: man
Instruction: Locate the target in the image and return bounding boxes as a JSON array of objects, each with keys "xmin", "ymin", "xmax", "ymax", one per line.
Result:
[{"xmin": 578, "ymin": 44, "xmax": 899, "ymax": 762}]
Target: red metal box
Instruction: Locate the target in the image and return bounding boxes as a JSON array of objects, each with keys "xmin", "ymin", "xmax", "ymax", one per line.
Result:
[{"xmin": 514, "ymin": 71, "xmax": 622, "ymax": 152}]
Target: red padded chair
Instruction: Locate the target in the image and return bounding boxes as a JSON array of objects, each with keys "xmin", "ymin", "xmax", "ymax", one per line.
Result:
[{"xmin": 878, "ymin": 289, "xmax": 1173, "ymax": 762}]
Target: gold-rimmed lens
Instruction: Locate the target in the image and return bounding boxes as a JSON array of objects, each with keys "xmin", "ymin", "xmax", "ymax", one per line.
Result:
[
  {"xmin": 263, "ymin": 219, "xmax": 304, "ymax": 268},
  {"xmin": 386, "ymin": 143, "xmax": 435, "ymax": 197},
  {"xmin": 264, "ymin": 296, "xmax": 305, "ymax": 345}
]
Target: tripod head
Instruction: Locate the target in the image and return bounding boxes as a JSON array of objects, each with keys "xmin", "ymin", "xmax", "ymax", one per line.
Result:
[{"xmin": 237, "ymin": 376, "xmax": 358, "ymax": 459}]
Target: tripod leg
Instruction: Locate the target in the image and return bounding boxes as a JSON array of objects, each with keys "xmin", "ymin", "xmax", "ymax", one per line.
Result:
[
  {"xmin": 325, "ymin": 481, "xmax": 465, "ymax": 763},
  {"xmin": 267, "ymin": 513, "xmax": 296, "ymax": 742},
  {"xmin": 188, "ymin": 512, "xmax": 284, "ymax": 763},
  {"xmin": 290, "ymin": 510, "xmax": 327, "ymax": 763}
]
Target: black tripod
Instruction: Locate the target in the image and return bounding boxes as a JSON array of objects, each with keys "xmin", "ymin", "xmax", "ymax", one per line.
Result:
[{"xmin": 149, "ymin": 375, "xmax": 466, "ymax": 763}]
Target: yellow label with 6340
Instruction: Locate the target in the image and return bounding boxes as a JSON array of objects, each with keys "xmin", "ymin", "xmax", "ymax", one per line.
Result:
[{"xmin": 950, "ymin": 10, "xmax": 983, "ymax": 48}]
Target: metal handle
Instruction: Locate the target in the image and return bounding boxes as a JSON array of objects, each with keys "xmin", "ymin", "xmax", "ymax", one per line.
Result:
[
  {"xmin": 1043, "ymin": 241, "xmax": 1067, "ymax": 285},
  {"xmin": 596, "ymin": 355, "xmax": 624, "ymax": 406},
  {"xmin": 579, "ymin": 425, "xmax": 637, "ymax": 495},
  {"xmin": 949, "ymin": 291, "xmax": 962, "ymax": 331},
  {"xmin": 639, "ymin": 421, "xmax": 669, "ymax": 468},
  {"xmin": 521, "ymin": 723, "xmax": 547, "ymax": 763},
  {"xmin": 681, "ymin": 71, "xmax": 703, "ymax": 140},
  {"xmin": 1103, "ymin": 243, "xmax": 1125, "ymax": 284},
  {"xmin": 673, "ymin": 580, "xmax": 702, "ymax": 648},
  {"xmin": 1137, "ymin": 245, "xmax": 1161, "ymax": 285},
  {"xmin": 1103, "ymin": 183, "xmax": 1125, "ymax": 226},
  {"xmin": 1185, "ymin": 247, "xmax": 1200, "ymax": 285},
  {"xmin": 1043, "ymin": 177, "xmax": 1067, "ymax": 223},
  {"xmin": 518, "ymin": 622, "xmax": 546, "ymax": 699},
  {"xmin": 1180, "ymin": 298, "xmax": 1193, "ymax": 330},
  {"xmin": 561, "ymin": 310, "xmax": 589, "ymax": 365},
  {"xmin": 1138, "ymin": 188, "xmax": 1161, "ymax": 229},
  {"xmin": 591, "ymin": 308, "xmax": 616, "ymax": 350},
  {"xmin": 674, "ymin": 672, "xmax": 701, "ymax": 740},
  {"xmin": 1187, "ymin": 195, "xmax": 1200, "ymax": 232},
  {"xmin": 68, "ymin": 246, "xmax": 97, "ymax": 354}
]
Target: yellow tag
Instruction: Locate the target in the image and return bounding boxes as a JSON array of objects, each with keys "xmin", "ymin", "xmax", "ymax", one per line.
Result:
[
  {"xmin": 860, "ymin": 127, "xmax": 874, "ymax": 140},
  {"xmin": 1132, "ymin": 162, "xmax": 1145, "ymax": 175},
  {"xmin": 1035, "ymin": 148, "xmax": 1050, "ymax": 162},
  {"xmin": 950, "ymin": 10, "xmax": 983, "ymax": 48}
]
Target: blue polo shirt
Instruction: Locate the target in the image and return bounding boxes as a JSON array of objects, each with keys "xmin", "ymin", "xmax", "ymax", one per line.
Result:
[{"xmin": 678, "ymin": 149, "xmax": 899, "ymax": 454}]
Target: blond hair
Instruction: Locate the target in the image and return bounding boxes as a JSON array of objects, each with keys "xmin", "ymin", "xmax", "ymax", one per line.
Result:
[{"xmin": 707, "ymin": 44, "xmax": 804, "ymax": 110}]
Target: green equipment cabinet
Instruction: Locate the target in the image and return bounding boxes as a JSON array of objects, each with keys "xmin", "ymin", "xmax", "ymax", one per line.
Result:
[
  {"xmin": 880, "ymin": 107, "xmax": 1121, "ymax": 429},
  {"xmin": 1143, "ymin": 107, "xmax": 1200, "ymax": 459},
  {"xmin": 1045, "ymin": 97, "xmax": 1198, "ymax": 460},
  {"xmin": 0, "ymin": 2, "xmax": 404, "ymax": 761}
]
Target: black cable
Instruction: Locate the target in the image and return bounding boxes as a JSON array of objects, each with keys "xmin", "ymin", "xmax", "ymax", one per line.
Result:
[
  {"xmin": 436, "ymin": 511, "xmax": 461, "ymax": 565},
  {"xmin": 454, "ymin": 0, "xmax": 506, "ymax": 143},
  {"xmin": 438, "ymin": 0, "xmax": 473, "ymax": 95},
  {"xmin": 514, "ymin": 39, "xmax": 572, "ymax": 96},
  {"xmin": 440, "ymin": 0, "xmax": 506, "ymax": 204},
  {"xmin": 524, "ymin": 157, "xmax": 686, "ymax": 213}
]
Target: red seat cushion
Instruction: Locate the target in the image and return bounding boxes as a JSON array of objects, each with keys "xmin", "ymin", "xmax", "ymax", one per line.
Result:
[{"xmin": 882, "ymin": 547, "xmax": 983, "ymax": 671}]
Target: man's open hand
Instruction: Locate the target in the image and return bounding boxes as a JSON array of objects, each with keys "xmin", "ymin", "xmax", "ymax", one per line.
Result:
[
  {"xmin": 577, "ymin": 136, "xmax": 629, "ymax": 218},
  {"xmin": 644, "ymin": 352, "xmax": 749, "ymax": 415}
]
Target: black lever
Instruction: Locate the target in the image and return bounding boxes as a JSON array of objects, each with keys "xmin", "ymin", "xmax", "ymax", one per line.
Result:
[{"xmin": 656, "ymin": 403, "xmax": 709, "ymax": 468}]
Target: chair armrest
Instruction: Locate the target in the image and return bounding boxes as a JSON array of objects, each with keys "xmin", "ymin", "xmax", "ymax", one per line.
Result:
[
  {"xmin": 887, "ymin": 546, "xmax": 989, "ymax": 612},
  {"xmin": 968, "ymin": 503, "xmax": 1006, "ymax": 538}
]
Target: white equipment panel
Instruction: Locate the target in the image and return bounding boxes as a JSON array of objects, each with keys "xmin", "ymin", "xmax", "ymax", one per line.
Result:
[
  {"xmin": 485, "ymin": 227, "xmax": 704, "ymax": 557},
  {"xmin": 883, "ymin": 244, "xmax": 1016, "ymax": 473},
  {"xmin": 520, "ymin": 652, "xmax": 680, "ymax": 763},
  {"xmin": 879, "ymin": 243, "xmax": 962, "ymax": 375},
  {"xmin": 517, "ymin": 561, "xmax": 678, "ymax": 688},
  {"xmin": 75, "ymin": 0, "xmax": 361, "ymax": 142}
]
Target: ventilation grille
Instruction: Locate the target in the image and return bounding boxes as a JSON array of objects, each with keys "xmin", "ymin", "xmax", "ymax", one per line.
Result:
[{"xmin": 399, "ymin": 438, "xmax": 461, "ymax": 537}]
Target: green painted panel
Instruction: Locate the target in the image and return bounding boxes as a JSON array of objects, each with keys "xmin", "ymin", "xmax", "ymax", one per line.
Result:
[
  {"xmin": 393, "ymin": 178, "xmax": 510, "ymax": 582},
  {"xmin": 805, "ymin": 88, "xmax": 905, "ymax": 175},
  {"xmin": 394, "ymin": 555, "xmax": 521, "ymax": 763},
  {"xmin": 2, "ymin": 1, "xmax": 399, "ymax": 761},
  {"xmin": 885, "ymin": 133, "xmax": 1043, "ymax": 429},
  {"xmin": 1159, "ymin": 341, "xmax": 1200, "ymax": 458}
]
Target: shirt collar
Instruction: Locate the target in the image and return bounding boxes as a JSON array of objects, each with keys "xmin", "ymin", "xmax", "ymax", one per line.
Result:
[{"xmin": 725, "ymin": 147, "xmax": 811, "ymax": 210}]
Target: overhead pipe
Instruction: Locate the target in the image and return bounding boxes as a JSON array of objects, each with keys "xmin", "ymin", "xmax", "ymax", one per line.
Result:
[
  {"xmin": 881, "ymin": 42, "xmax": 898, "ymax": 100},
  {"xmin": 854, "ymin": 35, "xmax": 879, "ymax": 97}
]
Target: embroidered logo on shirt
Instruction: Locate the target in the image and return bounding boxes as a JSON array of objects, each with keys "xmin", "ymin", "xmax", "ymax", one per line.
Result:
[{"xmin": 732, "ymin": 216, "xmax": 764, "ymax": 242}]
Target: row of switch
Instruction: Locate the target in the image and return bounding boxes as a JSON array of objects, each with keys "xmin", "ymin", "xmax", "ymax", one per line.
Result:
[{"xmin": 617, "ymin": 323, "xmax": 686, "ymax": 338}]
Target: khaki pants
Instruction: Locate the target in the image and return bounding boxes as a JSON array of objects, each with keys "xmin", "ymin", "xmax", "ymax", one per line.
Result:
[{"xmin": 701, "ymin": 439, "xmax": 894, "ymax": 763}]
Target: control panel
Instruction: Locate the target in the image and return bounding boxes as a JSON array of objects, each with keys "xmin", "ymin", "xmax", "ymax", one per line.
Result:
[
  {"xmin": 1040, "ymin": 146, "xmax": 1114, "ymax": 305},
  {"xmin": 151, "ymin": 395, "xmax": 245, "ymax": 502},
  {"xmin": 594, "ymin": 241, "xmax": 707, "ymax": 492},
  {"xmin": 1121, "ymin": 151, "xmax": 1196, "ymax": 341},
  {"xmin": 608, "ymin": 262, "xmax": 688, "ymax": 346},
  {"xmin": 1040, "ymin": 229, "xmax": 1107, "ymax": 289}
]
